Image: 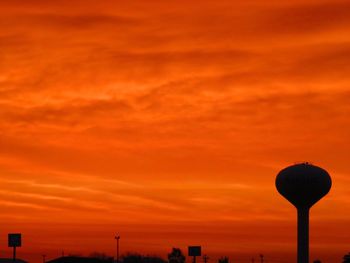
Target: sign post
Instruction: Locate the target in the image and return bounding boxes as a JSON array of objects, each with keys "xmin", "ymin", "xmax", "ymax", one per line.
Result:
[
  {"xmin": 8, "ymin": 233, "xmax": 22, "ymax": 261},
  {"xmin": 188, "ymin": 246, "xmax": 201, "ymax": 263}
]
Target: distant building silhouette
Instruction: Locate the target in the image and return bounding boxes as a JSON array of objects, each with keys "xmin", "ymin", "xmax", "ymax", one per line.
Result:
[
  {"xmin": 122, "ymin": 253, "xmax": 166, "ymax": 263},
  {"xmin": 89, "ymin": 253, "xmax": 113, "ymax": 261},
  {"xmin": 0, "ymin": 259, "xmax": 27, "ymax": 263},
  {"xmin": 47, "ymin": 256, "xmax": 113, "ymax": 263}
]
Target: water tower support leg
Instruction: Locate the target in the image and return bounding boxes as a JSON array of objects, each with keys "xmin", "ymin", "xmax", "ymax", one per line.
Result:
[{"xmin": 297, "ymin": 208, "xmax": 309, "ymax": 263}]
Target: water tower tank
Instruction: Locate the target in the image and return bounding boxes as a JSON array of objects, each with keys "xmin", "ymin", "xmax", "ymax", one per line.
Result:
[{"xmin": 276, "ymin": 163, "xmax": 332, "ymax": 263}]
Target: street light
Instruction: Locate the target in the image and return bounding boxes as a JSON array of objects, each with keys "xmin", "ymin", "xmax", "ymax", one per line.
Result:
[{"xmin": 115, "ymin": 235, "xmax": 120, "ymax": 263}]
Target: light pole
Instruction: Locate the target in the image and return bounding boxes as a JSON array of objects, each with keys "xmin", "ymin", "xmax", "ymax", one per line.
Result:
[{"xmin": 115, "ymin": 235, "xmax": 120, "ymax": 263}]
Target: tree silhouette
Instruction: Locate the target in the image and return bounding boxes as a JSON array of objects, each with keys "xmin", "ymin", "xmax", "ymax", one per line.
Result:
[
  {"xmin": 122, "ymin": 253, "xmax": 166, "ymax": 263},
  {"xmin": 89, "ymin": 252, "xmax": 112, "ymax": 260},
  {"xmin": 343, "ymin": 253, "xmax": 350, "ymax": 263},
  {"xmin": 168, "ymin": 248, "xmax": 185, "ymax": 263},
  {"xmin": 218, "ymin": 257, "xmax": 229, "ymax": 263}
]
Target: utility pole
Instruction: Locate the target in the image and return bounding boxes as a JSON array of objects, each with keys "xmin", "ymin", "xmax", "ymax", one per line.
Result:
[
  {"xmin": 42, "ymin": 254, "xmax": 46, "ymax": 263},
  {"xmin": 115, "ymin": 235, "xmax": 120, "ymax": 263}
]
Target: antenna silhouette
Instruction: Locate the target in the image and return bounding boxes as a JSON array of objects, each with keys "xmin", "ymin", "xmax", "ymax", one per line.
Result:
[{"xmin": 276, "ymin": 163, "xmax": 332, "ymax": 263}]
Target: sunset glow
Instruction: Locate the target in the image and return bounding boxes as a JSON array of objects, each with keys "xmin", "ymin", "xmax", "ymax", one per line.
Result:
[{"xmin": 1, "ymin": 1, "xmax": 350, "ymax": 262}]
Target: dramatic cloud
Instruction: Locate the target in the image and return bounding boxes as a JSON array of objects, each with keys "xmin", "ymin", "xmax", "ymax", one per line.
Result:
[{"xmin": 0, "ymin": 1, "xmax": 349, "ymax": 262}]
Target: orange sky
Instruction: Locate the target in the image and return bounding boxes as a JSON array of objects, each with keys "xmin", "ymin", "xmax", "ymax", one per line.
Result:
[{"xmin": 0, "ymin": 1, "xmax": 350, "ymax": 262}]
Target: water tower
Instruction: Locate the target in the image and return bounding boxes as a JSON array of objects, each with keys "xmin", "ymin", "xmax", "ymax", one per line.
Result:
[{"xmin": 275, "ymin": 163, "xmax": 331, "ymax": 263}]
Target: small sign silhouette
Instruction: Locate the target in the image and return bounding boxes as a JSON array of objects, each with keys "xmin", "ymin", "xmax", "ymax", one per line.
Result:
[
  {"xmin": 8, "ymin": 233, "xmax": 21, "ymax": 247},
  {"xmin": 188, "ymin": 246, "xmax": 201, "ymax": 257}
]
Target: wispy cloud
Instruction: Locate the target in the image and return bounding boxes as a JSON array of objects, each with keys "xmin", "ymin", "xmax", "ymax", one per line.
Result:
[{"xmin": 0, "ymin": 0, "xmax": 349, "ymax": 261}]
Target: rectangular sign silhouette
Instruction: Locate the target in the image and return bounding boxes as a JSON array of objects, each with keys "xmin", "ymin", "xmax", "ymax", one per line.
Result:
[
  {"xmin": 188, "ymin": 246, "xmax": 201, "ymax": 256},
  {"xmin": 8, "ymin": 233, "xmax": 21, "ymax": 247}
]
